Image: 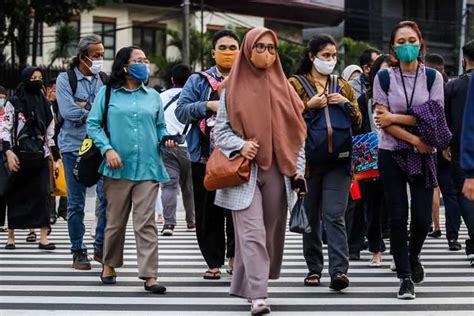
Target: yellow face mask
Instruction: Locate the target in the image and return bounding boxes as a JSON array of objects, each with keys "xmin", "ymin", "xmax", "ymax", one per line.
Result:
[{"xmin": 214, "ymin": 51, "xmax": 238, "ymax": 69}]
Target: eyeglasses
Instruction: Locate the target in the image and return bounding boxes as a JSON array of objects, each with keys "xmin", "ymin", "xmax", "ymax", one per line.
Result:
[
  {"xmin": 253, "ymin": 43, "xmax": 277, "ymax": 55},
  {"xmin": 128, "ymin": 59, "xmax": 150, "ymax": 65}
]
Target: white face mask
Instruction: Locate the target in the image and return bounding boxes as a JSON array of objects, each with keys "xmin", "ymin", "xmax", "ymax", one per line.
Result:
[
  {"xmin": 84, "ymin": 56, "xmax": 104, "ymax": 75},
  {"xmin": 313, "ymin": 57, "xmax": 337, "ymax": 75},
  {"xmin": 0, "ymin": 97, "xmax": 5, "ymax": 109}
]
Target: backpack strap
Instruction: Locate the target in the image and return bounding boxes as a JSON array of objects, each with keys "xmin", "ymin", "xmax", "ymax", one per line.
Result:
[
  {"xmin": 329, "ymin": 75, "xmax": 338, "ymax": 94},
  {"xmin": 292, "ymin": 75, "xmax": 316, "ymax": 98},
  {"xmin": 198, "ymin": 71, "xmax": 221, "ymax": 91},
  {"xmin": 425, "ymin": 67, "xmax": 436, "ymax": 92},
  {"xmin": 378, "ymin": 69, "xmax": 391, "ymax": 95},
  {"xmin": 67, "ymin": 69, "xmax": 78, "ymax": 97},
  {"xmin": 103, "ymin": 85, "xmax": 112, "ymax": 137},
  {"xmin": 10, "ymin": 97, "xmax": 20, "ymax": 148},
  {"xmin": 163, "ymin": 92, "xmax": 181, "ymax": 112},
  {"xmin": 98, "ymin": 71, "xmax": 109, "ymax": 85}
]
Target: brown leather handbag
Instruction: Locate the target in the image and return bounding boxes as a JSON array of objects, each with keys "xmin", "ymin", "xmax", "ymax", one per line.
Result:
[{"xmin": 204, "ymin": 147, "xmax": 250, "ymax": 191}]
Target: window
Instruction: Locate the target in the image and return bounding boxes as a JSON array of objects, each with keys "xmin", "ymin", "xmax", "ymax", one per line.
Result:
[
  {"xmin": 93, "ymin": 17, "xmax": 116, "ymax": 59},
  {"xmin": 132, "ymin": 22, "xmax": 166, "ymax": 58},
  {"xmin": 29, "ymin": 19, "xmax": 43, "ymax": 57}
]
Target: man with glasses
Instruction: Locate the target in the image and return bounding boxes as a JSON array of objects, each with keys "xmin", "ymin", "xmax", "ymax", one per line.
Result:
[
  {"xmin": 56, "ymin": 35, "xmax": 108, "ymax": 270},
  {"xmin": 175, "ymin": 29, "xmax": 240, "ymax": 280}
]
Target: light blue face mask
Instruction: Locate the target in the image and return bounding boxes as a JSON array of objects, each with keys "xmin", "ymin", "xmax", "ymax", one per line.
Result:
[{"xmin": 394, "ymin": 44, "xmax": 420, "ymax": 63}]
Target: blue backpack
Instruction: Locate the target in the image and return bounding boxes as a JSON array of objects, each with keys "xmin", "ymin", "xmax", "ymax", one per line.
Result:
[{"xmin": 293, "ymin": 74, "xmax": 353, "ymax": 163}]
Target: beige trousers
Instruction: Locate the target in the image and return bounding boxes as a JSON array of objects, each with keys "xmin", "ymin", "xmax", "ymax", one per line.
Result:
[
  {"xmin": 103, "ymin": 177, "xmax": 159, "ymax": 280},
  {"xmin": 230, "ymin": 162, "xmax": 288, "ymax": 300}
]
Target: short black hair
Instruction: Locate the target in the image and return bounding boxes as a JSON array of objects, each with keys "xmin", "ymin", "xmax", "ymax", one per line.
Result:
[
  {"xmin": 48, "ymin": 78, "xmax": 57, "ymax": 87},
  {"xmin": 212, "ymin": 29, "xmax": 239, "ymax": 49},
  {"xmin": 359, "ymin": 48, "xmax": 381, "ymax": 67},
  {"xmin": 463, "ymin": 40, "xmax": 474, "ymax": 62},
  {"xmin": 171, "ymin": 64, "xmax": 192, "ymax": 87},
  {"xmin": 425, "ymin": 53, "xmax": 445, "ymax": 67},
  {"xmin": 0, "ymin": 85, "xmax": 6, "ymax": 95}
]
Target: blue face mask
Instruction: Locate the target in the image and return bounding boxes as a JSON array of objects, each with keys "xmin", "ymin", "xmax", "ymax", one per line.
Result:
[{"xmin": 127, "ymin": 64, "xmax": 150, "ymax": 82}]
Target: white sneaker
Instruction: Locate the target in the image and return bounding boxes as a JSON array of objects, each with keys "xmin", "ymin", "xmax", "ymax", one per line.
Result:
[
  {"xmin": 251, "ymin": 299, "xmax": 271, "ymax": 315},
  {"xmin": 390, "ymin": 259, "xmax": 397, "ymax": 272}
]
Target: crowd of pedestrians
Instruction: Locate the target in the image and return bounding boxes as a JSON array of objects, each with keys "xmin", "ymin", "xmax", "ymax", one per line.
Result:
[{"xmin": 1, "ymin": 20, "xmax": 474, "ymax": 315}]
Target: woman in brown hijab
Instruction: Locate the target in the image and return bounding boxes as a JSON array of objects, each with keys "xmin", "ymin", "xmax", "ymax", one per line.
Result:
[{"xmin": 213, "ymin": 27, "xmax": 306, "ymax": 315}]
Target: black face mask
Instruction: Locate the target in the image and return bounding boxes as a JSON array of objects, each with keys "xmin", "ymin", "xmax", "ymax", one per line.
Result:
[{"xmin": 24, "ymin": 80, "xmax": 43, "ymax": 93}]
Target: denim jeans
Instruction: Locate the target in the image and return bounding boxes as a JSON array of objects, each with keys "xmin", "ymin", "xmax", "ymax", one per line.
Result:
[
  {"xmin": 437, "ymin": 161, "xmax": 462, "ymax": 241},
  {"xmin": 62, "ymin": 152, "xmax": 87, "ymax": 253},
  {"xmin": 94, "ymin": 178, "xmax": 107, "ymax": 251}
]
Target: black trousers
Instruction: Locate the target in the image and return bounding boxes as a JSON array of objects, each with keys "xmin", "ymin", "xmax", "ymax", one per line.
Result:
[
  {"xmin": 359, "ymin": 179, "xmax": 386, "ymax": 253},
  {"xmin": 0, "ymin": 196, "xmax": 6, "ymax": 226},
  {"xmin": 451, "ymin": 154, "xmax": 474, "ymax": 242},
  {"xmin": 192, "ymin": 162, "xmax": 235, "ymax": 269},
  {"xmin": 379, "ymin": 150, "xmax": 433, "ymax": 279}
]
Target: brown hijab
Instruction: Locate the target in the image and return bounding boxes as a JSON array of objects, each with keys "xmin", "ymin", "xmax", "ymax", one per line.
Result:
[{"xmin": 225, "ymin": 27, "xmax": 306, "ymax": 177}]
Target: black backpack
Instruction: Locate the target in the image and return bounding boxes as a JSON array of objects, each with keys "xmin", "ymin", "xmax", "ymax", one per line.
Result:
[
  {"xmin": 67, "ymin": 69, "xmax": 109, "ymax": 97},
  {"xmin": 11, "ymin": 97, "xmax": 45, "ymax": 171},
  {"xmin": 73, "ymin": 85, "xmax": 112, "ymax": 187},
  {"xmin": 293, "ymin": 74, "xmax": 353, "ymax": 164}
]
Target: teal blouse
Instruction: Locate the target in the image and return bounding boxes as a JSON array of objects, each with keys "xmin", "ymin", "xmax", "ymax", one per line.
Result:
[{"xmin": 87, "ymin": 84, "xmax": 169, "ymax": 182}]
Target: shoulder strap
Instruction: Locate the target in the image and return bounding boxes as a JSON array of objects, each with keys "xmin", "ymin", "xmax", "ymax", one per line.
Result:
[
  {"xmin": 163, "ymin": 92, "xmax": 181, "ymax": 112},
  {"xmin": 292, "ymin": 75, "xmax": 316, "ymax": 98},
  {"xmin": 198, "ymin": 71, "xmax": 221, "ymax": 91},
  {"xmin": 10, "ymin": 97, "xmax": 20, "ymax": 147},
  {"xmin": 378, "ymin": 69, "xmax": 390, "ymax": 95},
  {"xmin": 98, "ymin": 71, "xmax": 109, "ymax": 85},
  {"xmin": 425, "ymin": 67, "xmax": 437, "ymax": 92},
  {"xmin": 67, "ymin": 69, "xmax": 78, "ymax": 97},
  {"xmin": 103, "ymin": 85, "xmax": 112, "ymax": 136},
  {"xmin": 329, "ymin": 75, "xmax": 338, "ymax": 94}
]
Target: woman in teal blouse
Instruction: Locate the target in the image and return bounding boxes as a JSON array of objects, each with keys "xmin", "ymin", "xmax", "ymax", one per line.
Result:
[{"xmin": 87, "ymin": 46, "xmax": 175, "ymax": 294}]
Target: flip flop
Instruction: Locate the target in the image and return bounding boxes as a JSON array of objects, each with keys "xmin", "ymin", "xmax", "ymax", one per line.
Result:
[
  {"xmin": 304, "ymin": 273, "xmax": 321, "ymax": 286},
  {"xmin": 203, "ymin": 270, "xmax": 221, "ymax": 280},
  {"xmin": 26, "ymin": 232, "xmax": 37, "ymax": 242}
]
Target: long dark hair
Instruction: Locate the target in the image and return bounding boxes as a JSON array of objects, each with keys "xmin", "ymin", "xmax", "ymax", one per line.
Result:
[
  {"xmin": 367, "ymin": 54, "xmax": 390, "ymax": 99},
  {"xmin": 389, "ymin": 21, "xmax": 426, "ymax": 66},
  {"xmin": 295, "ymin": 34, "xmax": 337, "ymax": 75},
  {"xmin": 109, "ymin": 46, "xmax": 143, "ymax": 88}
]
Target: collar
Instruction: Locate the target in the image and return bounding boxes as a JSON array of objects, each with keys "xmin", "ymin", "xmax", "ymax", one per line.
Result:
[
  {"xmin": 209, "ymin": 66, "xmax": 224, "ymax": 80},
  {"xmin": 74, "ymin": 67, "xmax": 99, "ymax": 81},
  {"xmin": 116, "ymin": 82, "xmax": 148, "ymax": 93}
]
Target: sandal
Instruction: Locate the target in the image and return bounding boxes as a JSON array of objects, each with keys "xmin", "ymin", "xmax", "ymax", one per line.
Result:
[
  {"xmin": 26, "ymin": 232, "xmax": 37, "ymax": 243},
  {"xmin": 203, "ymin": 269, "xmax": 221, "ymax": 280},
  {"xmin": 304, "ymin": 273, "xmax": 321, "ymax": 286},
  {"xmin": 5, "ymin": 242, "xmax": 15, "ymax": 250},
  {"xmin": 0, "ymin": 227, "xmax": 7, "ymax": 232}
]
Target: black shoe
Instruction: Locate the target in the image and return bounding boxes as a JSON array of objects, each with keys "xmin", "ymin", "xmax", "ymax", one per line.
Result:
[
  {"xmin": 72, "ymin": 252, "xmax": 91, "ymax": 270},
  {"xmin": 397, "ymin": 278, "xmax": 415, "ymax": 299},
  {"xmin": 144, "ymin": 282, "xmax": 166, "ymax": 294},
  {"xmin": 466, "ymin": 239, "xmax": 474, "ymax": 260},
  {"xmin": 161, "ymin": 224, "xmax": 174, "ymax": 236},
  {"xmin": 100, "ymin": 266, "xmax": 116, "ymax": 285},
  {"xmin": 329, "ymin": 273, "xmax": 349, "ymax": 291},
  {"xmin": 410, "ymin": 257, "xmax": 425, "ymax": 284},
  {"xmin": 50, "ymin": 216, "xmax": 57, "ymax": 225},
  {"xmin": 93, "ymin": 247, "xmax": 103, "ymax": 264},
  {"xmin": 349, "ymin": 252, "xmax": 360, "ymax": 261},
  {"xmin": 57, "ymin": 211, "xmax": 67, "ymax": 221},
  {"xmin": 428, "ymin": 230, "xmax": 442, "ymax": 238},
  {"xmin": 4, "ymin": 242, "xmax": 15, "ymax": 250},
  {"xmin": 39, "ymin": 243, "xmax": 56, "ymax": 250},
  {"xmin": 448, "ymin": 240, "xmax": 462, "ymax": 251},
  {"xmin": 362, "ymin": 239, "xmax": 369, "ymax": 250}
]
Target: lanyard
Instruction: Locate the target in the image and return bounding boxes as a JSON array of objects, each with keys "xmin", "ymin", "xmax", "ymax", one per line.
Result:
[{"xmin": 399, "ymin": 64, "xmax": 419, "ymax": 110}]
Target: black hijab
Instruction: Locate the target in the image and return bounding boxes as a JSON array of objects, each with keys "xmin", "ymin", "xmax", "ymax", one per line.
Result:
[{"xmin": 14, "ymin": 67, "xmax": 53, "ymax": 133}]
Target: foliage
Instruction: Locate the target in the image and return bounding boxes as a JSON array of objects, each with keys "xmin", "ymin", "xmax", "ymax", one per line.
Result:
[
  {"xmin": 337, "ymin": 37, "xmax": 375, "ymax": 71},
  {"xmin": 151, "ymin": 55, "xmax": 182, "ymax": 89},
  {"xmin": 48, "ymin": 24, "xmax": 78, "ymax": 67},
  {"xmin": 1, "ymin": 0, "xmax": 105, "ymax": 66},
  {"xmin": 278, "ymin": 40, "xmax": 305, "ymax": 77}
]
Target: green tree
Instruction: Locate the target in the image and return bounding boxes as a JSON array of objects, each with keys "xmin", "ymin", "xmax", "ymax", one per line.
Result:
[
  {"xmin": 1, "ymin": 0, "xmax": 106, "ymax": 67},
  {"xmin": 48, "ymin": 24, "xmax": 77, "ymax": 67},
  {"xmin": 338, "ymin": 37, "xmax": 375, "ymax": 71}
]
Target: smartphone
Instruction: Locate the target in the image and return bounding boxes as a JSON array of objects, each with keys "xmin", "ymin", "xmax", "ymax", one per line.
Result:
[
  {"xmin": 291, "ymin": 178, "xmax": 307, "ymax": 194},
  {"xmin": 160, "ymin": 134, "xmax": 185, "ymax": 146}
]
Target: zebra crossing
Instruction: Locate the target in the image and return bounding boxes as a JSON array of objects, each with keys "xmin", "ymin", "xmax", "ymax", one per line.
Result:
[{"xmin": 0, "ymin": 215, "xmax": 473, "ymax": 315}]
